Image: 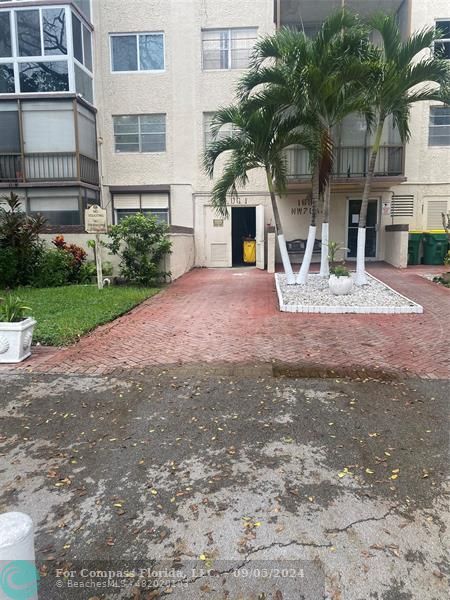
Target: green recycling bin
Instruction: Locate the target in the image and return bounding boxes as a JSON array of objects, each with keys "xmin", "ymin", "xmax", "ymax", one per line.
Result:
[
  {"xmin": 408, "ymin": 232, "xmax": 422, "ymax": 265},
  {"xmin": 422, "ymin": 232, "xmax": 449, "ymax": 265}
]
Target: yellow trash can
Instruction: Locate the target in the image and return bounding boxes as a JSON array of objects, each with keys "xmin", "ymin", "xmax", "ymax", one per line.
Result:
[{"xmin": 243, "ymin": 239, "xmax": 256, "ymax": 263}]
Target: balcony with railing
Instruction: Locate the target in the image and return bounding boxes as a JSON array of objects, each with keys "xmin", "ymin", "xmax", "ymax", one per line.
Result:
[
  {"xmin": 285, "ymin": 145, "xmax": 404, "ymax": 182},
  {"xmin": 0, "ymin": 152, "xmax": 99, "ymax": 186}
]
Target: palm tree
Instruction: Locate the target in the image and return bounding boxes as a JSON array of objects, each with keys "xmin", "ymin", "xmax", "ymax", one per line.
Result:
[
  {"xmin": 240, "ymin": 10, "xmax": 372, "ymax": 283},
  {"xmin": 355, "ymin": 14, "xmax": 450, "ymax": 285},
  {"xmin": 203, "ymin": 101, "xmax": 311, "ymax": 284}
]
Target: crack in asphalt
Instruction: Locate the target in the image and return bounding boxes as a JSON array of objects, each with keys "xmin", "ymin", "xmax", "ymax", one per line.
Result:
[
  {"xmin": 325, "ymin": 506, "xmax": 398, "ymax": 534},
  {"xmin": 163, "ymin": 539, "xmax": 331, "ymax": 591}
]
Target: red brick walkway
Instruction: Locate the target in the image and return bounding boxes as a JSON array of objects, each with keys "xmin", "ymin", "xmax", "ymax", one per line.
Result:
[{"xmin": 5, "ymin": 264, "xmax": 449, "ymax": 379}]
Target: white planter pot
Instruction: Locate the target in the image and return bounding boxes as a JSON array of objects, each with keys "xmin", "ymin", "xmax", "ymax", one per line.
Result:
[
  {"xmin": 0, "ymin": 318, "xmax": 36, "ymax": 363},
  {"xmin": 329, "ymin": 275, "xmax": 353, "ymax": 296}
]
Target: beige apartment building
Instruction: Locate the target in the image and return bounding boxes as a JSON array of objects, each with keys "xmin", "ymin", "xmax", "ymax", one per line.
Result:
[{"xmin": 0, "ymin": 0, "xmax": 449, "ymax": 277}]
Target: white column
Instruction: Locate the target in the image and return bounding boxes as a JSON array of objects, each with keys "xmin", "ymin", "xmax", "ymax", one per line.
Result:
[
  {"xmin": 278, "ymin": 234, "xmax": 295, "ymax": 284},
  {"xmin": 355, "ymin": 227, "xmax": 368, "ymax": 286},
  {"xmin": 297, "ymin": 225, "xmax": 316, "ymax": 284},
  {"xmin": 319, "ymin": 222, "xmax": 329, "ymax": 277},
  {"xmin": 267, "ymin": 232, "xmax": 276, "ymax": 274}
]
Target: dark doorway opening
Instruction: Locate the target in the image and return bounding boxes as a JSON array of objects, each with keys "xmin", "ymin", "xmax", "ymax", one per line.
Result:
[{"xmin": 232, "ymin": 206, "xmax": 256, "ymax": 266}]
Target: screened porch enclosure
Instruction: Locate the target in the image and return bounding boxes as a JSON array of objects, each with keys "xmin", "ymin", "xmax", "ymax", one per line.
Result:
[{"xmin": 0, "ymin": 98, "xmax": 99, "ymax": 185}]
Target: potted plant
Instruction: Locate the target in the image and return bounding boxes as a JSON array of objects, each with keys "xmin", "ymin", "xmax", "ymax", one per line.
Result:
[
  {"xmin": 0, "ymin": 295, "xmax": 36, "ymax": 363},
  {"xmin": 327, "ymin": 241, "xmax": 353, "ymax": 295}
]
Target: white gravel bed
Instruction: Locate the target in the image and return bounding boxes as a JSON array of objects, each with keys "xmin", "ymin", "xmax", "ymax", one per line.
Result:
[{"xmin": 275, "ymin": 273, "xmax": 423, "ymax": 314}]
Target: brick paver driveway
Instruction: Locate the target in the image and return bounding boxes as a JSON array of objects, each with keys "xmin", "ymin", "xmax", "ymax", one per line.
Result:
[{"xmin": 9, "ymin": 263, "xmax": 450, "ymax": 378}]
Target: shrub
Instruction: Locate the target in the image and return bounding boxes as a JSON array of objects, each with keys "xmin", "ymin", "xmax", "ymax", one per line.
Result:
[
  {"xmin": 330, "ymin": 264, "xmax": 350, "ymax": 277},
  {"xmin": 32, "ymin": 249, "xmax": 73, "ymax": 288},
  {"xmin": 327, "ymin": 241, "xmax": 350, "ymax": 277},
  {"xmin": 444, "ymin": 250, "xmax": 450, "ymax": 267},
  {"xmin": 52, "ymin": 235, "xmax": 87, "ymax": 282},
  {"xmin": 0, "ymin": 192, "xmax": 45, "ymax": 287},
  {"xmin": 78, "ymin": 261, "xmax": 97, "ymax": 283},
  {"xmin": 0, "ymin": 248, "xmax": 18, "ymax": 288},
  {"xmin": 105, "ymin": 214, "xmax": 171, "ymax": 285}
]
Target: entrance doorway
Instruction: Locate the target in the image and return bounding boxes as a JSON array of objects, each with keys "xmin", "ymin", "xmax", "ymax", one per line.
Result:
[
  {"xmin": 232, "ymin": 206, "xmax": 256, "ymax": 265},
  {"xmin": 347, "ymin": 199, "xmax": 379, "ymax": 259}
]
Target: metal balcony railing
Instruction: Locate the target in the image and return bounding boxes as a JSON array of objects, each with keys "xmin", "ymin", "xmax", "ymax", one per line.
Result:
[
  {"xmin": 285, "ymin": 145, "xmax": 404, "ymax": 180},
  {"xmin": 0, "ymin": 152, "xmax": 99, "ymax": 186}
]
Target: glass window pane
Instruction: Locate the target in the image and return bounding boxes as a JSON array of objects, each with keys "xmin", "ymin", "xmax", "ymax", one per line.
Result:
[
  {"xmin": 17, "ymin": 10, "xmax": 41, "ymax": 57},
  {"xmin": 117, "ymin": 209, "xmax": 168, "ymax": 223},
  {"xmin": 436, "ymin": 20, "xmax": 450, "ymax": 39},
  {"xmin": 29, "ymin": 195, "xmax": 80, "ymax": 225},
  {"xmin": 435, "ymin": 41, "xmax": 450, "ymax": 59},
  {"xmin": 43, "ymin": 8, "xmax": 67, "ymax": 55},
  {"xmin": 19, "ymin": 61, "xmax": 69, "ymax": 92},
  {"xmin": 140, "ymin": 114, "xmax": 165, "ymax": 132},
  {"xmin": 146, "ymin": 209, "xmax": 168, "ymax": 223},
  {"xmin": 429, "ymin": 108, "xmax": 450, "ymax": 145},
  {"xmin": 0, "ymin": 110, "xmax": 20, "ymax": 151},
  {"xmin": 72, "ymin": 14, "xmax": 83, "ymax": 63},
  {"xmin": 111, "ymin": 35, "xmax": 137, "ymax": 71},
  {"xmin": 30, "ymin": 210, "xmax": 81, "ymax": 225},
  {"xmin": 141, "ymin": 134, "xmax": 165, "ymax": 152},
  {"xmin": 231, "ymin": 28, "xmax": 257, "ymax": 69},
  {"xmin": 73, "ymin": 0, "xmax": 90, "ymax": 21},
  {"xmin": 114, "ymin": 115, "xmax": 138, "ymax": 134},
  {"xmin": 202, "ymin": 30, "xmax": 229, "ymax": 69},
  {"xmin": 0, "ymin": 11, "xmax": 11, "ymax": 58},
  {"xmin": 115, "ymin": 141, "xmax": 140, "ymax": 153},
  {"xmin": 83, "ymin": 26, "xmax": 92, "ymax": 70},
  {"xmin": 75, "ymin": 64, "xmax": 93, "ymax": 103},
  {"xmin": 0, "ymin": 63, "xmax": 14, "ymax": 93},
  {"xmin": 139, "ymin": 33, "xmax": 164, "ymax": 70},
  {"xmin": 115, "ymin": 134, "xmax": 139, "ymax": 144}
]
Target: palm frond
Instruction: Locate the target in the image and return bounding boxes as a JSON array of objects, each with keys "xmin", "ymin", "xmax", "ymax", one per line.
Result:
[
  {"xmin": 397, "ymin": 27, "xmax": 437, "ymax": 68},
  {"xmin": 210, "ymin": 153, "xmax": 250, "ymax": 217},
  {"xmin": 370, "ymin": 13, "xmax": 401, "ymax": 61},
  {"xmin": 203, "ymin": 135, "xmax": 247, "ymax": 178}
]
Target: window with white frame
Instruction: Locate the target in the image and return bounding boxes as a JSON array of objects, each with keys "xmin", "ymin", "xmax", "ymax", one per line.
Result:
[
  {"xmin": 435, "ymin": 20, "xmax": 450, "ymax": 59},
  {"xmin": 429, "ymin": 106, "xmax": 450, "ymax": 146},
  {"xmin": 110, "ymin": 33, "xmax": 164, "ymax": 72},
  {"xmin": 114, "ymin": 192, "xmax": 169, "ymax": 224},
  {"xmin": 202, "ymin": 28, "xmax": 257, "ymax": 70},
  {"xmin": 204, "ymin": 112, "xmax": 239, "ymax": 147},
  {"xmin": 113, "ymin": 114, "xmax": 166, "ymax": 153},
  {"xmin": 0, "ymin": 5, "xmax": 93, "ymax": 99}
]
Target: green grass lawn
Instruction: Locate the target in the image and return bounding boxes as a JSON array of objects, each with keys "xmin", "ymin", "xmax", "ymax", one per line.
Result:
[{"xmin": 1, "ymin": 285, "xmax": 160, "ymax": 346}]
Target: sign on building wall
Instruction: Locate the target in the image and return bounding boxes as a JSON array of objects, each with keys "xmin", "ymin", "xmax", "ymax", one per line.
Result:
[{"xmin": 85, "ymin": 205, "xmax": 107, "ymax": 234}]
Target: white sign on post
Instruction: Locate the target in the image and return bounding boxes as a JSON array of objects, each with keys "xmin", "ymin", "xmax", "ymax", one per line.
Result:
[
  {"xmin": 85, "ymin": 205, "xmax": 107, "ymax": 234},
  {"xmin": 85, "ymin": 205, "xmax": 108, "ymax": 290}
]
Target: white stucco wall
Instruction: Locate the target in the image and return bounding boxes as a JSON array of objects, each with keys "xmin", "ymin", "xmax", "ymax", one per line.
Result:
[
  {"xmin": 384, "ymin": 230, "xmax": 409, "ymax": 268},
  {"xmin": 164, "ymin": 233, "xmax": 195, "ymax": 280},
  {"xmin": 93, "ymin": 0, "xmax": 274, "ymax": 227}
]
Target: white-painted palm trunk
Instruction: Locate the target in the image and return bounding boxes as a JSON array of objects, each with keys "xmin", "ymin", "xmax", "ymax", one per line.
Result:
[
  {"xmin": 296, "ymin": 225, "xmax": 316, "ymax": 284},
  {"xmin": 319, "ymin": 222, "xmax": 329, "ymax": 277},
  {"xmin": 354, "ymin": 227, "xmax": 368, "ymax": 286},
  {"xmin": 278, "ymin": 233, "xmax": 295, "ymax": 284}
]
